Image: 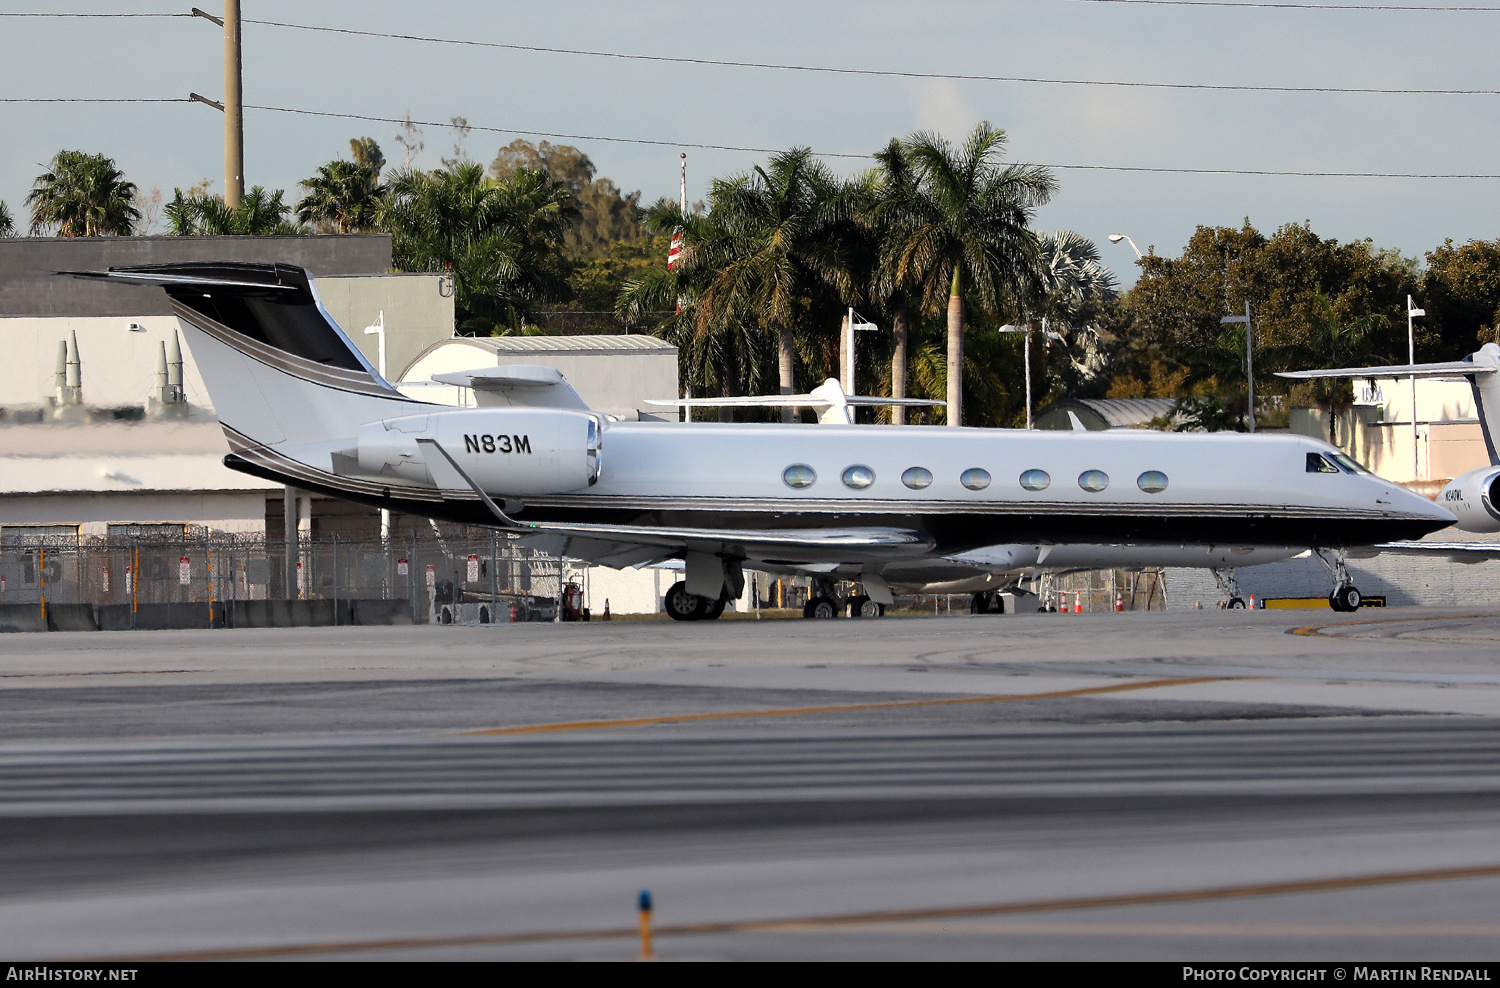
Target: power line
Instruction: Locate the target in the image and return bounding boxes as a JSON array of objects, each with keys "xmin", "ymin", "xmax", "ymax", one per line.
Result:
[
  {"xmin": 1066, "ymin": 0, "xmax": 1500, "ymax": 9},
  {"xmin": 247, "ymin": 104, "xmax": 1500, "ymax": 178},
  {"xmin": 0, "ymin": 11, "xmax": 188, "ymax": 16},
  {"xmin": 0, "ymin": 97, "xmax": 1492, "ymax": 179},
  {"xmin": 241, "ymin": 18, "xmax": 1500, "ymax": 96}
]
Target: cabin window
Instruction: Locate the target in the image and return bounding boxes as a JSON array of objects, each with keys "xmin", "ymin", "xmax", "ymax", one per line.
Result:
[
  {"xmin": 1078, "ymin": 470, "xmax": 1109, "ymax": 493},
  {"xmin": 1019, "ymin": 469, "xmax": 1050, "ymax": 492},
  {"xmin": 842, "ymin": 465, "xmax": 876, "ymax": 490},
  {"xmin": 960, "ymin": 468, "xmax": 991, "ymax": 491},
  {"xmin": 901, "ymin": 467, "xmax": 933, "ymax": 490},
  {"xmin": 1137, "ymin": 471, "xmax": 1168, "ymax": 494},
  {"xmin": 1306, "ymin": 453, "xmax": 1340, "ymax": 474},
  {"xmin": 783, "ymin": 464, "xmax": 817, "ymax": 489}
]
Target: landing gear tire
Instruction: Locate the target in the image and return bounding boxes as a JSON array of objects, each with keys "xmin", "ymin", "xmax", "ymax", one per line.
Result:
[
  {"xmin": 849, "ymin": 595, "xmax": 884, "ymax": 618},
  {"xmin": 664, "ymin": 581, "xmax": 709, "ymax": 622},
  {"xmin": 1329, "ymin": 585, "xmax": 1362, "ymax": 612},
  {"xmin": 702, "ymin": 594, "xmax": 727, "ymax": 620},
  {"xmin": 970, "ymin": 591, "xmax": 1006, "ymax": 615},
  {"xmin": 803, "ymin": 596, "xmax": 838, "ymax": 619},
  {"xmin": 1227, "ymin": 597, "xmax": 1246, "ymax": 609}
]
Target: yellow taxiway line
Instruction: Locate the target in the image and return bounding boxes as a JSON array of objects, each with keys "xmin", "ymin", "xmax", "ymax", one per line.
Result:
[
  {"xmin": 459, "ymin": 676, "xmax": 1232, "ymax": 736},
  {"xmin": 1292, "ymin": 613, "xmax": 1498, "ymax": 638},
  {"xmin": 122, "ymin": 860, "xmax": 1500, "ymax": 961}
]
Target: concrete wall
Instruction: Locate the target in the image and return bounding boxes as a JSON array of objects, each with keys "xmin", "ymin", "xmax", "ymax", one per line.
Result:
[
  {"xmin": 316, "ymin": 273, "xmax": 455, "ymax": 383},
  {"xmin": 0, "ymin": 235, "xmax": 392, "ymax": 317}
]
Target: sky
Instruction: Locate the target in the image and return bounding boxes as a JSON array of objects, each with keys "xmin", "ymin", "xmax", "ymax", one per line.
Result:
[{"xmin": 2, "ymin": 0, "xmax": 1498, "ymax": 287}]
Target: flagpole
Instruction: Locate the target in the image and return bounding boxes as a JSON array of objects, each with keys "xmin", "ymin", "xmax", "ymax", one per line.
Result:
[{"xmin": 680, "ymin": 153, "xmax": 687, "ymax": 214}]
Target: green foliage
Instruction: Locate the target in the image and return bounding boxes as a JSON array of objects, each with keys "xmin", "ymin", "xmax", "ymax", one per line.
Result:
[
  {"xmin": 296, "ymin": 159, "xmax": 384, "ymax": 233},
  {"xmin": 380, "ymin": 162, "xmax": 577, "ymax": 333},
  {"xmin": 1172, "ymin": 392, "xmax": 1245, "ymax": 433},
  {"xmin": 348, "ymin": 137, "xmax": 385, "ymax": 178},
  {"xmin": 568, "ymin": 234, "xmax": 674, "ymax": 313},
  {"xmin": 490, "ymin": 139, "xmax": 644, "ymax": 260},
  {"xmin": 25, "ymin": 150, "xmax": 140, "ymax": 237},
  {"xmin": 1117, "ymin": 220, "xmax": 1417, "ymax": 410},
  {"xmin": 164, "ymin": 186, "xmax": 299, "ymax": 235},
  {"xmin": 0, "ymin": 201, "xmax": 13, "ymax": 237},
  {"xmin": 1421, "ymin": 238, "xmax": 1500, "ymax": 356}
]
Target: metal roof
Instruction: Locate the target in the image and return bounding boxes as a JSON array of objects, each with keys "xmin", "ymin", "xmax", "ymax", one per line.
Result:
[
  {"xmin": 1035, "ymin": 397, "xmax": 1181, "ymax": 430},
  {"xmin": 411, "ymin": 334, "xmax": 677, "ymax": 361}
]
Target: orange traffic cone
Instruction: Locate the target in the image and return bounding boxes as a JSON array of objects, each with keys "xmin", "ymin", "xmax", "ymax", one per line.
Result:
[
  {"xmin": 1073, "ymin": 590, "xmax": 1081, "ymax": 613},
  {"xmin": 1114, "ymin": 590, "xmax": 1124, "ymax": 612}
]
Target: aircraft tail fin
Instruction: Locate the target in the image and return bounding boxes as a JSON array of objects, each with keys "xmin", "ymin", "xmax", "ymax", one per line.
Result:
[{"xmin": 66, "ymin": 262, "xmax": 422, "ymax": 452}]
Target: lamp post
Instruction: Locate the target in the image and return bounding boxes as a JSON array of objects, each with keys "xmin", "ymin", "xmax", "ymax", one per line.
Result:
[
  {"xmin": 1108, "ymin": 233, "xmax": 1144, "ymax": 259},
  {"xmin": 999, "ymin": 320, "xmax": 1061, "ymax": 429},
  {"xmin": 1221, "ymin": 304, "xmax": 1254, "ymax": 432},
  {"xmin": 1408, "ymin": 295, "xmax": 1426, "ymax": 479}
]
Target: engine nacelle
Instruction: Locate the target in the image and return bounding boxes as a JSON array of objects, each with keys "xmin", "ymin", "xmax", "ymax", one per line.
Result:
[
  {"xmin": 357, "ymin": 407, "xmax": 602, "ymax": 495},
  {"xmin": 1437, "ymin": 466, "xmax": 1500, "ymax": 533}
]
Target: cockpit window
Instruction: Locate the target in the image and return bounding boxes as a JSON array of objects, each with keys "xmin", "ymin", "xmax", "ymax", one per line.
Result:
[
  {"xmin": 1306, "ymin": 453, "xmax": 1341, "ymax": 474},
  {"xmin": 1330, "ymin": 452, "xmax": 1371, "ymax": 475}
]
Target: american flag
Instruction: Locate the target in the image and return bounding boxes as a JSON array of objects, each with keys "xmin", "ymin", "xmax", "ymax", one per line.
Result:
[{"xmin": 667, "ymin": 232, "xmax": 684, "ymax": 271}]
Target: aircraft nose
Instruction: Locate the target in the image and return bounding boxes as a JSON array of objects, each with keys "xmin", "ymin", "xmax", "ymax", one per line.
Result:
[{"xmin": 1393, "ymin": 486, "xmax": 1456, "ymax": 523}]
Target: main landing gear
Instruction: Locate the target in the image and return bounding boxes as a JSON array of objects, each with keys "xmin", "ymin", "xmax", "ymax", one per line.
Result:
[
  {"xmin": 1313, "ymin": 549, "xmax": 1364, "ymax": 612},
  {"xmin": 1210, "ymin": 568, "xmax": 1248, "ymax": 609},
  {"xmin": 969, "ymin": 590, "xmax": 1006, "ymax": 615},
  {"xmin": 664, "ymin": 580, "xmax": 728, "ymax": 622},
  {"xmin": 801, "ymin": 578, "xmax": 885, "ymax": 619}
]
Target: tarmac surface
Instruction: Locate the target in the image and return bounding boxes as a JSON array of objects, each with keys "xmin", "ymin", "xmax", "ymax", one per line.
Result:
[{"xmin": 4, "ymin": 607, "xmax": 1500, "ymax": 960}]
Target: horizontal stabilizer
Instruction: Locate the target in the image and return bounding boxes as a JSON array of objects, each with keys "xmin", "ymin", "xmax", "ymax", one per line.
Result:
[
  {"xmin": 428, "ymin": 365, "xmax": 589, "ymax": 410},
  {"xmin": 1278, "ymin": 361, "xmax": 1496, "ymax": 380}
]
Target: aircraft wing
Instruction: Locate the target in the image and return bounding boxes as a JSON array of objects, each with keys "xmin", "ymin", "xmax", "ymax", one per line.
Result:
[
  {"xmin": 1278, "ymin": 362, "xmax": 1496, "ymax": 380},
  {"xmin": 1376, "ymin": 540, "xmax": 1500, "ymax": 562},
  {"xmin": 414, "ymin": 436, "xmax": 935, "ymax": 564}
]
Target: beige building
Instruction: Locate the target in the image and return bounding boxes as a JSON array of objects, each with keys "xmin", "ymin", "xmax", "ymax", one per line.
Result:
[{"xmin": 1290, "ymin": 377, "xmax": 1490, "ymax": 486}]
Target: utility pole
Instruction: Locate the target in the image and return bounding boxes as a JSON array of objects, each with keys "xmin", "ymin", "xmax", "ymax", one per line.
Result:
[
  {"xmin": 224, "ymin": 1, "xmax": 243, "ymax": 207},
  {"xmin": 190, "ymin": 4, "xmax": 243, "ymax": 206}
]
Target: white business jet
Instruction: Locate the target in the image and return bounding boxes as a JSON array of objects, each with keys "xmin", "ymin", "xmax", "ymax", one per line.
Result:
[{"xmin": 69, "ymin": 263, "xmax": 1454, "ymax": 617}]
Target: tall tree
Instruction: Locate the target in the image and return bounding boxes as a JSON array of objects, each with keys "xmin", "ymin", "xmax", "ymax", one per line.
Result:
[
  {"xmin": 1034, "ymin": 230, "xmax": 1119, "ymax": 386},
  {"xmin": 165, "ymin": 186, "xmax": 299, "ymax": 235},
  {"xmin": 878, "ymin": 124, "xmax": 1056, "ymax": 425},
  {"xmin": 25, "ymin": 150, "xmax": 140, "ymax": 237},
  {"xmin": 380, "ymin": 162, "xmax": 577, "ymax": 332},
  {"xmin": 490, "ymin": 139, "xmax": 644, "ymax": 259},
  {"xmin": 296, "ymin": 159, "xmax": 384, "ymax": 233},
  {"xmin": 0, "ymin": 201, "xmax": 13, "ymax": 237},
  {"xmin": 669, "ymin": 148, "xmax": 859, "ymax": 421},
  {"xmin": 1422, "ymin": 238, "xmax": 1500, "ymax": 357}
]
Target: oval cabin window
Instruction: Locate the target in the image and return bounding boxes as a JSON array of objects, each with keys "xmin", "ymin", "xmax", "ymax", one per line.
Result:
[
  {"xmin": 1019, "ymin": 469, "xmax": 1050, "ymax": 492},
  {"xmin": 1078, "ymin": 470, "xmax": 1109, "ymax": 493},
  {"xmin": 901, "ymin": 467, "xmax": 933, "ymax": 490},
  {"xmin": 1137, "ymin": 470, "xmax": 1168, "ymax": 494},
  {"xmin": 842, "ymin": 465, "xmax": 876, "ymax": 490},
  {"xmin": 960, "ymin": 468, "xmax": 991, "ymax": 491},
  {"xmin": 783, "ymin": 464, "xmax": 817, "ymax": 489}
]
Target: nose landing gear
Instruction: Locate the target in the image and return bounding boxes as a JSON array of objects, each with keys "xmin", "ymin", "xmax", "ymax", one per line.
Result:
[{"xmin": 1313, "ymin": 549, "xmax": 1364, "ymax": 612}]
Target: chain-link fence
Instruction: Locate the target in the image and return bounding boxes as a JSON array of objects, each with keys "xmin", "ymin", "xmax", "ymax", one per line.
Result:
[{"xmin": 0, "ymin": 530, "xmax": 577, "ymax": 631}]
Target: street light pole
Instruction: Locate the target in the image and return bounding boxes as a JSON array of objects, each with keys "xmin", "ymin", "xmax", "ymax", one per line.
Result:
[
  {"xmin": 999, "ymin": 323, "xmax": 1057, "ymax": 430},
  {"xmin": 1408, "ymin": 295, "xmax": 1426, "ymax": 480},
  {"xmin": 1221, "ymin": 303, "xmax": 1254, "ymax": 433},
  {"xmin": 1108, "ymin": 233, "xmax": 1144, "ymax": 259}
]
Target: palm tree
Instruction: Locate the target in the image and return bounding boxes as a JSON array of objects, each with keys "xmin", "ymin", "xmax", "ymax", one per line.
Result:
[
  {"xmin": 1295, "ymin": 294, "xmax": 1388, "ymax": 445},
  {"xmin": 296, "ymin": 159, "xmax": 384, "ymax": 233},
  {"xmin": 1034, "ymin": 230, "xmax": 1120, "ymax": 385},
  {"xmin": 656, "ymin": 148, "xmax": 858, "ymax": 422},
  {"xmin": 380, "ymin": 163, "xmax": 576, "ymax": 332},
  {"xmin": 165, "ymin": 186, "xmax": 300, "ymax": 235},
  {"xmin": 879, "ymin": 123, "xmax": 1056, "ymax": 425},
  {"xmin": 0, "ymin": 201, "xmax": 13, "ymax": 237},
  {"xmin": 25, "ymin": 150, "xmax": 140, "ymax": 236}
]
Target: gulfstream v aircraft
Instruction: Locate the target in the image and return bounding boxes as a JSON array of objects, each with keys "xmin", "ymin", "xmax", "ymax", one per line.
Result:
[{"xmin": 70, "ymin": 263, "xmax": 1454, "ymax": 617}]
